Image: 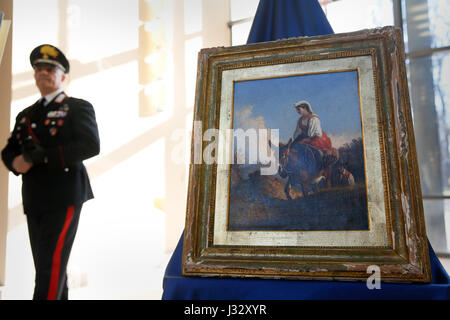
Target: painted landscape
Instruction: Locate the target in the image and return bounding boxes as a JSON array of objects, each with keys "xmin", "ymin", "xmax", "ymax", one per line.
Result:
[
  {"xmin": 227, "ymin": 69, "xmax": 369, "ymax": 232},
  {"xmin": 228, "ymin": 138, "xmax": 369, "ymax": 231}
]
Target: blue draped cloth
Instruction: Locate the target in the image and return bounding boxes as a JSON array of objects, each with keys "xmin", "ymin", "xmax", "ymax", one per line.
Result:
[
  {"xmin": 247, "ymin": 0, "xmax": 333, "ymax": 43},
  {"xmin": 162, "ymin": 0, "xmax": 450, "ymax": 300},
  {"xmin": 162, "ymin": 232, "xmax": 449, "ymax": 299}
]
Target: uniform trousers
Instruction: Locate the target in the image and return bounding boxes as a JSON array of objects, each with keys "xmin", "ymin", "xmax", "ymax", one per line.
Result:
[{"xmin": 26, "ymin": 204, "xmax": 82, "ymax": 300}]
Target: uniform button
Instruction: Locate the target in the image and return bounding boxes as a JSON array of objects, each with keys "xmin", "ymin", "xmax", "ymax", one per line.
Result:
[
  {"xmin": 31, "ymin": 123, "xmax": 37, "ymax": 128},
  {"xmin": 64, "ymin": 168, "xmax": 69, "ymax": 172}
]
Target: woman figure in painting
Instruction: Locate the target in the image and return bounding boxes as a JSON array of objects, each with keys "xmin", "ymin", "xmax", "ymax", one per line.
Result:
[
  {"xmin": 292, "ymin": 100, "xmax": 333, "ymax": 151},
  {"xmin": 287, "ymin": 100, "xmax": 338, "ymax": 190}
]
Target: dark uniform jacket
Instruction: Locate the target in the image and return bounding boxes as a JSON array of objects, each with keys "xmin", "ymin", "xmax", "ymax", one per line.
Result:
[{"xmin": 1, "ymin": 92, "xmax": 100, "ymax": 215}]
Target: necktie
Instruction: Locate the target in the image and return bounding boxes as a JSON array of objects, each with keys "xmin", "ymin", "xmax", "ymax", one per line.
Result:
[{"xmin": 32, "ymin": 98, "xmax": 47, "ymax": 122}]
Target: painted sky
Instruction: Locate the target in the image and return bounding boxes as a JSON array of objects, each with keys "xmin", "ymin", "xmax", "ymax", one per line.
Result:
[{"xmin": 232, "ymin": 70, "xmax": 362, "ymax": 147}]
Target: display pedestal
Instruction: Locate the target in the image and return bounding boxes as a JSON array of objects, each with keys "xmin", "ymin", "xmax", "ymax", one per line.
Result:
[{"xmin": 162, "ymin": 232, "xmax": 449, "ymax": 300}]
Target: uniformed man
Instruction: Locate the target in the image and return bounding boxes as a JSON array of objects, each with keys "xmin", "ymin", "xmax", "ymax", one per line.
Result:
[{"xmin": 1, "ymin": 44, "xmax": 100, "ymax": 300}]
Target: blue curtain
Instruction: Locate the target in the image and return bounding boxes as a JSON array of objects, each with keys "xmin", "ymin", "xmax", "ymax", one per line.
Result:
[{"xmin": 247, "ymin": 0, "xmax": 333, "ymax": 43}]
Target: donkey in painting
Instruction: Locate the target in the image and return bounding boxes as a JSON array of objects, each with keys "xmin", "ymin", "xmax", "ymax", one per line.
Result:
[{"xmin": 276, "ymin": 139, "xmax": 338, "ymax": 200}]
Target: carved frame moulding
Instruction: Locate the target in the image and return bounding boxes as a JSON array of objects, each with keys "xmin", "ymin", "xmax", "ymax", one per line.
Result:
[{"xmin": 182, "ymin": 27, "xmax": 431, "ymax": 283}]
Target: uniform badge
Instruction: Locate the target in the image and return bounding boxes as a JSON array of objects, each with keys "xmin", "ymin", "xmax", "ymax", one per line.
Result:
[
  {"xmin": 57, "ymin": 119, "xmax": 64, "ymax": 126},
  {"xmin": 49, "ymin": 127, "xmax": 58, "ymax": 136},
  {"xmin": 40, "ymin": 45, "xmax": 59, "ymax": 59},
  {"xmin": 47, "ymin": 110, "xmax": 67, "ymax": 118},
  {"xmin": 54, "ymin": 93, "xmax": 67, "ymax": 104},
  {"xmin": 44, "ymin": 119, "xmax": 51, "ymax": 126}
]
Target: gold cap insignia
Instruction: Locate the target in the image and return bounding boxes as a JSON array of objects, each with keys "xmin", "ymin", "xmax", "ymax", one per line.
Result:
[{"xmin": 40, "ymin": 45, "xmax": 59, "ymax": 59}]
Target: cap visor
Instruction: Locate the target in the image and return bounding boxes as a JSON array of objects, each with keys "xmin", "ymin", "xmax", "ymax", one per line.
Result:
[{"xmin": 33, "ymin": 59, "xmax": 66, "ymax": 72}]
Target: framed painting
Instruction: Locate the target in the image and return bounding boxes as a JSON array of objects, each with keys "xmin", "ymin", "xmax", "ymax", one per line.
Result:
[{"xmin": 182, "ymin": 27, "xmax": 432, "ymax": 283}]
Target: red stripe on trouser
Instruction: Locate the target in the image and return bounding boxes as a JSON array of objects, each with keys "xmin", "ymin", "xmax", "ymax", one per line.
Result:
[{"xmin": 47, "ymin": 206, "xmax": 74, "ymax": 300}]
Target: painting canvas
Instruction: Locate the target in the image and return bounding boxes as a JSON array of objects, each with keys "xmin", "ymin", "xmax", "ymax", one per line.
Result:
[
  {"xmin": 183, "ymin": 27, "xmax": 432, "ymax": 283},
  {"xmin": 212, "ymin": 52, "xmax": 387, "ymax": 248},
  {"xmin": 229, "ymin": 70, "xmax": 369, "ymax": 231}
]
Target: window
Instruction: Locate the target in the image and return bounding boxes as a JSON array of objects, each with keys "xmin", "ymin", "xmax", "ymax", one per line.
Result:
[
  {"xmin": 401, "ymin": 0, "xmax": 450, "ymax": 253},
  {"xmin": 229, "ymin": 0, "xmax": 259, "ymax": 45}
]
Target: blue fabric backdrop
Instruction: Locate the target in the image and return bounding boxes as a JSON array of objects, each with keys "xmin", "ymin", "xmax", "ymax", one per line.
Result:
[
  {"xmin": 162, "ymin": 232, "xmax": 449, "ymax": 299},
  {"xmin": 162, "ymin": 0, "xmax": 450, "ymax": 300},
  {"xmin": 247, "ymin": 0, "xmax": 333, "ymax": 43}
]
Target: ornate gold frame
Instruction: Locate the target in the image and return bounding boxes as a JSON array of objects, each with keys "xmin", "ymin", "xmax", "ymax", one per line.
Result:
[{"xmin": 182, "ymin": 27, "xmax": 431, "ymax": 283}]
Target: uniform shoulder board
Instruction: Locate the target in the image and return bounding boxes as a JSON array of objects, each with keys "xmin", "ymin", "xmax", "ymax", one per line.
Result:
[{"xmin": 54, "ymin": 92, "xmax": 67, "ymax": 104}]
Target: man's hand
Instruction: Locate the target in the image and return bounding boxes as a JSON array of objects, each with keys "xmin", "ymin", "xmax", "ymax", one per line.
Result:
[
  {"xmin": 12, "ymin": 155, "xmax": 33, "ymax": 174},
  {"xmin": 22, "ymin": 140, "xmax": 46, "ymax": 165}
]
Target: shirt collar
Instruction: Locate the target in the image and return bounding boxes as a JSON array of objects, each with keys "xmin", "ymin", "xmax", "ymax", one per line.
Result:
[{"xmin": 42, "ymin": 88, "xmax": 64, "ymax": 106}]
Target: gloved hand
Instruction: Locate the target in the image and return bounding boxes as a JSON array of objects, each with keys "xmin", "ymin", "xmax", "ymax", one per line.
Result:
[{"xmin": 21, "ymin": 139, "xmax": 46, "ymax": 165}]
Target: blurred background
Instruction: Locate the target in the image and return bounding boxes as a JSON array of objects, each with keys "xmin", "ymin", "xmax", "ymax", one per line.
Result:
[{"xmin": 0, "ymin": 0, "xmax": 448, "ymax": 299}]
